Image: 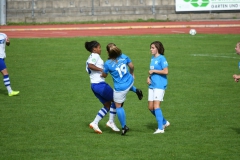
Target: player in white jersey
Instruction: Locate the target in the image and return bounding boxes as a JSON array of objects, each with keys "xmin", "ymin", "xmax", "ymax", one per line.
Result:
[
  {"xmin": 147, "ymin": 41, "xmax": 170, "ymax": 134},
  {"xmin": 85, "ymin": 41, "xmax": 120, "ymax": 134},
  {"xmin": 0, "ymin": 33, "xmax": 19, "ymax": 96},
  {"xmin": 102, "ymin": 43, "xmax": 140, "ymax": 135}
]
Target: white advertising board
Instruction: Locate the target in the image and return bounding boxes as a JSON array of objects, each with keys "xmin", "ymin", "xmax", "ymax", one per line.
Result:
[{"xmin": 176, "ymin": 0, "xmax": 240, "ymax": 12}]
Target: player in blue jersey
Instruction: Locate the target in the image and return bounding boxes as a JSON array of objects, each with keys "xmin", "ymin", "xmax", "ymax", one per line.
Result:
[
  {"xmin": 147, "ymin": 41, "xmax": 170, "ymax": 134},
  {"xmin": 233, "ymin": 41, "xmax": 240, "ymax": 82},
  {"xmin": 106, "ymin": 43, "xmax": 143, "ymax": 100},
  {"xmin": 0, "ymin": 32, "xmax": 19, "ymax": 96},
  {"xmin": 85, "ymin": 41, "xmax": 120, "ymax": 134},
  {"xmin": 101, "ymin": 43, "xmax": 137, "ymax": 135}
]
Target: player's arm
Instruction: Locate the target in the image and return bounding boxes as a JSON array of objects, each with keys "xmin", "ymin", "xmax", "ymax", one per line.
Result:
[
  {"xmin": 128, "ymin": 62, "xmax": 134, "ymax": 75},
  {"xmin": 101, "ymin": 63, "xmax": 108, "ymax": 78},
  {"xmin": 233, "ymin": 74, "xmax": 240, "ymax": 79},
  {"xmin": 101, "ymin": 72, "xmax": 108, "ymax": 78},
  {"xmin": 88, "ymin": 63, "xmax": 102, "ymax": 72},
  {"xmin": 233, "ymin": 74, "xmax": 240, "ymax": 82},
  {"xmin": 6, "ymin": 37, "xmax": 10, "ymax": 46},
  {"xmin": 147, "ymin": 76, "xmax": 151, "ymax": 85},
  {"xmin": 149, "ymin": 67, "xmax": 168, "ymax": 75}
]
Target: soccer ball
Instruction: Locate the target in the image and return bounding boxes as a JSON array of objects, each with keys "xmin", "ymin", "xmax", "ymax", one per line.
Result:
[{"xmin": 189, "ymin": 29, "xmax": 197, "ymax": 35}]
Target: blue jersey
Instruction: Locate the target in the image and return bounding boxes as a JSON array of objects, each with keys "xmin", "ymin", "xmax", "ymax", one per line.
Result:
[
  {"xmin": 149, "ymin": 55, "xmax": 168, "ymax": 90},
  {"xmin": 103, "ymin": 53, "xmax": 134, "ymax": 91}
]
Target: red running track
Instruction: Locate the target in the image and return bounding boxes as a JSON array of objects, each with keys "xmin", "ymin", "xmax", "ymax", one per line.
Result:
[{"xmin": 0, "ymin": 20, "xmax": 240, "ymax": 38}]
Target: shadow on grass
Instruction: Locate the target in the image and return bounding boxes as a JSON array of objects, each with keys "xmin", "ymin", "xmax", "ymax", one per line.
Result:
[
  {"xmin": 231, "ymin": 127, "xmax": 240, "ymax": 134},
  {"xmin": 0, "ymin": 88, "xmax": 7, "ymax": 96},
  {"xmin": 145, "ymin": 123, "xmax": 157, "ymax": 131}
]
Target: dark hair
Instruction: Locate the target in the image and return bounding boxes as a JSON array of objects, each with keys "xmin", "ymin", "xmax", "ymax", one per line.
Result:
[
  {"xmin": 150, "ymin": 41, "xmax": 165, "ymax": 55},
  {"xmin": 108, "ymin": 45, "xmax": 122, "ymax": 60},
  {"xmin": 85, "ymin": 41, "xmax": 100, "ymax": 52}
]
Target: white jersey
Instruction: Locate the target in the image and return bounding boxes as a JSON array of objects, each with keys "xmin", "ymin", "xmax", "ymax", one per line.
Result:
[
  {"xmin": 86, "ymin": 53, "xmax": 105, "ymax": 83},
  {"xmin": 0, "ymin": 33, "xmax": 7, "ymax": 59}
]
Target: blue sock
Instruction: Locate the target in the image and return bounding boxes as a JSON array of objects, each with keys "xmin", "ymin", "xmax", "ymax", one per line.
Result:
[
  {"xmin": 159, "ymin": 108, "xmax": 167, "ymax": 125},
  {"xmin": 150, "ymin": 110, "xmax": 155, "ymax": 116},
  {"xmin": 116, "ymin": 107, "xmax": 126, "ymax": 128},
  {"xmin": 130, "ymin": 86, "xmax": 136, "ymax": 93},
  {"xmin": 155, "ymin": 108, "xmax": 163, "ymax": 130}
]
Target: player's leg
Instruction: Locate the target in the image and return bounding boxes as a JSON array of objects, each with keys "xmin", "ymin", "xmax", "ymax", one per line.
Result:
[
  {"xmin": 153, "ymin": 101, "xmax": 164, "ymax": 134},
  {"xmin": 0, "ymin": 59, "xmax": 19, "ymax": 96},
  {"xmin": 115, "ymin": 102, "xmax": 129, "ymax": 135},
  {"xmin": 130, "ymin": 85, "xmax": 143, "ymax": 100},
  {"xmin": 148, "ymin": 89, "xmax": 164, "ymax": 134},
  {"xmin": 148, "ymin": 88, "xmax": 155, "ymax": 115},
  {"xmin": 106, "ymin": 102, "xmax": 120, "ymax": 131},
  {"xmin": 89, "ymin": 83, "xmax": 110, "ymax": 134},
  {"xmin": 99, "ymin": 82, "xmax": 120, "ymax": 131},
  {"xmin": 148, "ymin": 107, "xmax": 169, "ymax": 129},
  {"xmin": 89, "ymin": 103, "xmax": 109, "ymax": 134},
  {"xmin": 114, "ymin": 83, "xmax": 133, "ymax": 135}
]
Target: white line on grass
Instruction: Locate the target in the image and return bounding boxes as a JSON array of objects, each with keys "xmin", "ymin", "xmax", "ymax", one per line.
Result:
[{"xmin": 191, "ymin": 54, "xmax": 240, "ymax": 59}]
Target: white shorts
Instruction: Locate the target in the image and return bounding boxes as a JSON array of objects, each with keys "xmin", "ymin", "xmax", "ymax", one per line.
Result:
[
  {"xmin": 114, "ymin": 82, "xmax": 134, "ymax": 103},
  {"xmin": 148, "ymin": 88, "xmax": 165, "ymax": 101}
]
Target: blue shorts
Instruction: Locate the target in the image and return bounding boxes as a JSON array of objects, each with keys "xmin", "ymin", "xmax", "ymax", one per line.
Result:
[
  {"xmin": 0, "ymin": 58, "xmax": 6, "ymax": 71},
  {"xmin": 91, "ymin": 82, "xmax": 113, "ymax": 104}
]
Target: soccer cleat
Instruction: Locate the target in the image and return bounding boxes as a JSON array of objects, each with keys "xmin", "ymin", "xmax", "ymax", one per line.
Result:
[
  {"xmin": 163, "ymin": 121, "xmax": 170, "ymax": 129},
  {"xmin": 136, "ymin": 89, "xmax": 143, "ymax": 100},
  {"xmin": 106, "ymin": 121, "xmax": 120, "ymax": 132},
  {"xmin": 153, "ymin": 129, "xmax": 164, "ymax": 134},
  {"xmin": 89, "ymin": 122, "xmax": 102, "ymax": 134},
  {"xmin": 8, "ymin": 91, "xmax": 20, "ymax": 97},
  {"xmin": 121, "ymin": 125, "xmax": 129, "ymax": 135}
]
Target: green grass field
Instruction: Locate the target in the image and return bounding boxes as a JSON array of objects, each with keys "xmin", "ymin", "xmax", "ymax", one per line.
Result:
[{"xmin": 1, "ymin": 34, "xmax": 240, "ymax": 159}]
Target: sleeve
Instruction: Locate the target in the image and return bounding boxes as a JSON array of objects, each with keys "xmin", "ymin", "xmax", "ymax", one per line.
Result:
[
  {"xmin": 2, "ymin": 33, "xmax": 7, "ymax": 39},
  {"xmin": 126, "ymin": 56, "xmax": 132, "ymax": 64},
  {"xmin": 0, "ymin": 33, "xmax": 7, "ymax": 43},
  {"xmin": 103, "ymin": 62, "xmax": 109, "ymax": 74},
  {"xmin": 161, "ymin": 56, "xmax": 168, "ymax": 69},
  {"xmin": 123, "ymin": 53, "xmax": 132, "ymax": 64},
  {"xmin": 88, "ymin": 54, "xmax": 99, "ymax": 65}
]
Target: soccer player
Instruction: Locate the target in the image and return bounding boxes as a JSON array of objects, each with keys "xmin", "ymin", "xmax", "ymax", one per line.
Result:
[
  {"xmin": 147, "ymin": 41, "xmax": 170, "ymax": 134},
  {"xmin": 85, "ymin": 41, "xmax": 120, "ymax": 134},
  {"xmin": 0, "ymin": 32, "xmax": 19, "ymax": 96},
  {"xmin": 106, "ymin": 43, "xmax": 143, "ymax": 100},
  {"xmin": 233, "ymin": 41, "xmax": 240, "ymax": 82},
  {"xmin": 101, "ymin": 44, "xmax": 137, "ymax": 135}
]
